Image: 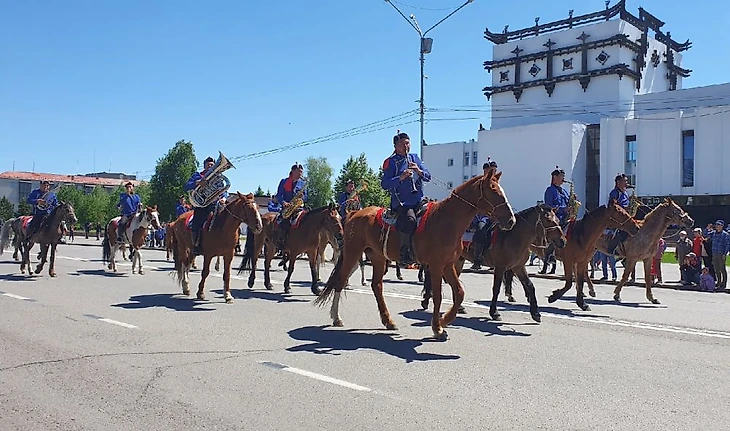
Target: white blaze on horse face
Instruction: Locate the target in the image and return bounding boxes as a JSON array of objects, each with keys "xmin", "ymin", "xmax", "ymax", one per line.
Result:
[
  {"xmin": 253, "ymin": 205, "xmax": 263, "ymax": 233},
  {"xmin": 497, "ymin": 183, "xmax": 516, "ymax": 224}
]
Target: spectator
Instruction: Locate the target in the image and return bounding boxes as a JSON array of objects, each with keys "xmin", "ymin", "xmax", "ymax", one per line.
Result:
[
  {"xmin": 710, "ymin": 220, "xmax": 730, "ymax": 290},
  {"xmin": 704, "ymin": 224, "xmax": 715, "ymax": 279},
  {"xmin": 699, "ymin": 267, "xmax": 715, "ymax": 292},
  {"xmin": 675, "ymin": 230, "xmax": 692, "ymax": 277},
  {"xmin": 681, "ymin": 252, "xmax": 701, "ymax": 286},
  {"xmin": 652, "ymin": 238, "xmax": 666, "ymax": 285}
]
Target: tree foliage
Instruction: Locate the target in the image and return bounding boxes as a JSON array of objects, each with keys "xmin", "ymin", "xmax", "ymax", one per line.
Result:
[
  {"xmin": 14, "ymin": 201, "xmax": 32, "ymax": 217},
  {"xmin": 0, "ymin": 196, "xmax": 14, "ymax": 221},
  {"xmin": 55, "ymin": 183, "xmax": 153, "ymax": 227},
  {"xmin": 333, "ymin": 153, "xmax": 389, "ymax": 208},
  {"xmin": 150, "ymin": 140, "xmax": 199, "ymax": 221},
  {"xmin": 254, "ymin": 185, "xmax": 266, "ymax": 197},
  {"xmin": 304, "ymin": 156, "xmax": 334, "ymax": 209}
]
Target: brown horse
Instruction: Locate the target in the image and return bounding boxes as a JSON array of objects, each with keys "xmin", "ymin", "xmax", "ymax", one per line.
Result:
[
  {"xmin": 102, "ymin": 206, "xmax": 162, "ymax": 274},
  {"xmin": 315, "ymin": 171, "xmax": 516, "ymax": 340},
  {"xmin": 237, "ymin": 202, "xmax": 344, "ymax": 295},
  {"xmin": 169, "ymin": 192, "xmax": 262, "ymax": 303},
  {"xmin": 546, "ymin": 200, "xmax": 641, "ymax": 310},
  {"xmin": 0, "ymin": 203, "xmax": 78, "ymax": 277},
  {"xmin": 594, "ymin": 198, "xmax": 694, "ymax": 304}
]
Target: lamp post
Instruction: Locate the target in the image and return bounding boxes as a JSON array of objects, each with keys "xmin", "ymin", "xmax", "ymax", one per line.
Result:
[{"xmin": 384, "ymin": 0, "xmax": 475, "ymax": 160}]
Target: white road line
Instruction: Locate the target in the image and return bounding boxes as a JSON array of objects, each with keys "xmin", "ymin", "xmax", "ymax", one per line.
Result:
[
  {"xmin": 1, "ymin": 292, "xmax": 32, "ymax": 301},
  {"xmin": 259, "ymin": 361, "xmax": 371, "ymax": 392},
  {"xmin": 83, "ymin": 314, "xmax": 138, "ymax": 329}
]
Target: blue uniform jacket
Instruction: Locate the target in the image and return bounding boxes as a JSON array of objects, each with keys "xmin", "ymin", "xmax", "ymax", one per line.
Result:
[
  {"xmin": 27, "ymin": 189, "xmax": 58, "ymax": 215},
  {"xmin": 544, "ymin": 184, "xmax": 570, "ymax": 223},
  {"xmin": 183, "ymin": 170, "xmax": 229, "ymax": 204},
  {"xmin": 469, "ymin": 214, "xmax": 488, "ymax": 230},
  {"xmin": 276, "ymin": 178, "xmax": 307, "ymax": 206},
  {"xmin": 337, "ymin": 191, "xmax": 361, "ymax": 216},
  {"xmin": 380, "ymin": 153, "xmax": 431, "ymax": 209},
  {"xmin": 176, "ymin": 203, "xmax": 189, "ymax": 217},
  {"xmin": 267, "ymin": 200, "xmax": 282, "ymax": 213},
  {"xmin": 608, "ymin": 188, "xmax": 630, "ymax": 209},
  {"xmin": 117, "ymin": 193, "xmax": 142, "ymax": 216}
]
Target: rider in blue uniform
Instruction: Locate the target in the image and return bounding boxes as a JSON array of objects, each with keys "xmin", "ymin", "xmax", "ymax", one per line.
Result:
[
  {"xmin": 175, "ymin": 196, "xmax": 190, "ymax": 218},
  {"xmin": 337, "ymin": 179, "xmax": 361, "ymax": 220},
  {"xmin": 539, "ymin": 167, "xmax": 570, "ymax": 274},
  {"xmin": 267, "ymin": 195, "xmax": 282, "ymax": 213},
  {"xmin": 470, "ymin": 159, "xmax": 499, "ymax": 270},
  {"xmin": 606, "ymin": 173, "xmax": 632, "ymax": 254},
  {"xmin": 381, "ymin": 131, "xmax": 431, "ymax": 265},
  {"xmin": 116, "ymin": 181, "xmax": 142, "ymax": 240},
  {"xmin": 184, "ymin": 156, "xmax": 228, "ymax": 255},
  {"xmin": 275, "ymin": 163, "xmax": 307, "ymax": 254},
  {"xmin": 25, "ymin": 179, "xmax": 58, "ymax": 239}
]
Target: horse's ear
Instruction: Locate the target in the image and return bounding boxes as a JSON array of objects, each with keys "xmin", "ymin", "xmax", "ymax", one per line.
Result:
[
  {"xmin": 494, "ymin": 171, "xmax": 502, "ymax": 181},
  {"xmin": 236, "ymin": 191, "xmax": 243, "ymax": 198},
  {"xmin": 245, "ymin": 192, "xmax": 254, "ymax": 200}
]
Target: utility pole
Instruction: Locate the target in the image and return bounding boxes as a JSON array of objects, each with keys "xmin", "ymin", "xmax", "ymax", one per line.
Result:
[{"xmin": 384, "ymin": 0, "xmax": 475, "ymax": 160}]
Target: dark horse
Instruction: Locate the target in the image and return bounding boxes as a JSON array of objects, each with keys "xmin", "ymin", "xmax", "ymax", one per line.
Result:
[
  {"xmin": 238, "ymin": 203, "xmax": 344, "ymax": 296},
  {"xmin": 168, "ymin": 192, "xmax": 263, "ymax": 303},
  {"xmin": 0, "ymin": 203, "xmax": 78, "ymax": 277},
  {"xmin": 315, "ymin": 171, "xmax": 516, "ymax": 341},
  {"xmin": 423, "ymin": 204, "xmax": 567, "ymax": 323}
]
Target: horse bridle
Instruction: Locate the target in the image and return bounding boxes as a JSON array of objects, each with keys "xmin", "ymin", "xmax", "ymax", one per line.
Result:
[
  {"xmin": 450, "ymin": 178, "xmax": 509, "ymax": 218},
  {"xmin": 223, "ymin": 199, "xmax": 259, "ymax": 227}
]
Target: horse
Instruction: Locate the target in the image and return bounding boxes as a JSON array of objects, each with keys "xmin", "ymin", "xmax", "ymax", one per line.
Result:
[
  {"xmin": 102, "ymin": 206, "xmax": 162, "ymax": 274},
  {"xmin": 169, "ymin": 192, "xmax": 262, "ymax": 303},
  {"xmin": 594, "ymin": 198, "xmax": 694, "ymax": 304},
  {"xmin": 238, "ymin": 203, "xmax": 344, "ymax": 295},
  {"xmin": 314, "ymin": 171, "xmax": 516, "ymax": 341},
  {"xmin": 0, "ymin": 203, "xmax": 78, "ymax": 277},
  {"xmin": 0, "ymin": 216, "xmax": 23, "ymax": 261},
  {"xmin": 545, "ymin": 200, "xmax": 642, "ymax": 311},
  {"xmin": 423, "ymin": 204, "xmax": 567, "ymax": 322}
]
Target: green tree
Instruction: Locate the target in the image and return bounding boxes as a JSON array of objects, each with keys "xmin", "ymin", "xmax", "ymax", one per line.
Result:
[
  {"xmin": 14, "ymin": 201, "xmax": 32, "ymax": 217},
  {"xmin": 254, "ymin": 185, "xmax": 266, "ymax": 197},
  {"xmin": 304, "ymin": 156, "xmax": 334, "ymax": 209},
  {"xmin": 0, "ymin": 196, "xmax": 14, "ymax": 221},
  {"xmin": 150, "ymin": 140, "xmax": 199, "ymax": 221},
  {"xmin": 333, "ymin": 153, "xmax": 389, "ymax": 208}
]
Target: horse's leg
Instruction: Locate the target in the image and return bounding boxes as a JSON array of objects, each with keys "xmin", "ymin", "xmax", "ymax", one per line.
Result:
[
  {"xmin": 308, "ymin": 252, "xmax": 322, "ymax": 296},
  {"xmin": 548, "ymin": 258, "xmax": 574, "ymax": 303},
  {"xmin": 396, "ymin": 263, "xmax": 403, "ymax": 281},
  {"xmin": 369, "ymin": 254, "xmax": 396, "ymax": 330},
  {"xmin": 489, "ymin": 267, "xmax": 505, "ymax": 321},
  {"xmin": 586, "ymin": 266, "xmax": 596, "ymax": 297},
  {"xmin": 359, "ymin": 257, "xmax": 366, "ymax": 286},
  {"xmin": 418, "ymin": 265, "xmax": 424, "ymax": 283},
  {"xmin": 429, "ymin": 265, "xmax": 448, "ymax": 340},
  {"xmin": 48, "ymin": 243, "xmax": 58, "ymax": 277},
  {"xmin": 214, "ymin": 256, "xmax": 220, "ymax": 272},
  {"xmin": 263, "ymin": 243, "xmax": 274, "ymax": 290},
  {"xmin": 613, "ymin": 257, "xmax": 635, "ymax": 302},
  {"xmin": 136, "ymin": 247, "xmax": 145, "ymax": 275},
  {"xmin": 283, "ymin": 255, "xmax": 295, "ymax": 294},
  {"xmin": 503, "ymin": 269, "xmax": 516, "ymax": 302},
  {"xmin": 440, "ymin": 263, "xmax": 465, "ymax": 328},
  {"xmin": 512, "ymin": 265, "xmax": 541, "ymax": 322},
  {"xmin": 643, "ymin": 257, "xmax": 660, "ymax": 304},
  {"xmin": 196, "ymin": 254, "xmax": 213, "ymax": 301},
  {"xmin": 34, "ymin": 243, "xmax": 49, "ymax": 275},
  {"xmin": 421, "ymin": 265, "xmax": 432, "ymax": 310},
  {"xmin": 328, "ymin": 245, "xmax": 368, "ymax": 328},
  {"xmin": 575, "ymin": 262, "xmax": 590, "ymax": 311},
  {"xmin": 223, "ymin": 253, "xmax": 234, "ymax": 303}
]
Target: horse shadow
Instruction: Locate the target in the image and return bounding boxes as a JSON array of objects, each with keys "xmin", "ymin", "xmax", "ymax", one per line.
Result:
[
  {"xmin": 543, "ymin": 295, "xmax": 668, "ymax": 310},
  {"xmin": 400, "ymin": 310, "xmax": 532, "ymax": 338},
  {"xmin": 212, "ymin": 288, "xmax": 310, "ymax": 304},
  {"xmin": 71, "ymin": 269, "xmax": 127, "ymax": 278},
  {"xmin": 111, "ymin": 293, "xmax": 216, "ymax": 312},
  {"xmin": 0, "ymin": 274, "xmax": 37, "ymax": 282},
  {"xmin": 474, "ymin": 299, "xmax": 610, "ymax": 317},
  {"xmin": 287, "ymin": 325, "xmax": 461, "ymax": 363}
]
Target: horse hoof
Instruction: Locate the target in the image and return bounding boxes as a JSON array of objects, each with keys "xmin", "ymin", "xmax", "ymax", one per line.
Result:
[
  {"xmin": 531, "ymin": 312, "xmax": 541, "ymax": 323},
  {"xmin": 182, "ymin": 289, "xmax": 190, "ymax": 296},
  {"xmin": 507, "ymin": 296, "xmax": 516, "ymax": 303},
  {"xmin": 284, "ymin": 287, "xmax": 291, "ymax": 294},
  {"xmin": 651, "ymin": 298, "xmax": 660, "ymax": 305},
  {"xmin": 49, "ymin": 271, "xmax": 57, "ymax": 278},
  {"xmin": 457, "ymin": 306, "xmax": 467, "ymax": 314},
  {"xmin": 197, "ymin": 294, "xmax": 206, "ymax": 301},
  {"xmin": 434, "ymin": 330, "xmax": 448, "ymax": 341},
  {"xmin": 547, "ymin": 293, "xmax": 559, "ymax": 303},
  {"xmin": 420, "ymin": 299, "xmax": 429, "ymax": 310},
  {"xmin": 333, "ymin": 319, "xmax": 344, "ymax": 327},
  {"xmin": 265, "ymin": 284, "xmax": 273, "ymax": 291},
  {"xmin": 589, "ymin": 291, "xmax": 596, "ymax": 298},
  {"xmin": 397, "ymin": 276, "xmax": 403, "ymax": 281},
  {"xmin": 139, "ymin": 270, "xmax": 145, "ymax": 275},
  {"xmin": 311, "ymin": 287, "xmax": 322, "ymax": 296},
  {"xmin": 490, "ymin": 313, "xmax": 502, "ymax": 322},
  {"xmin": 580, "ymin": 304, "xmax": 591, "ymax": 311},
  {"xmin": 225, "ymin": 296, "xmax": 233, "ymax": 304},
  {"xmin": 614, "ymin": 294, "xmax": 621, "ymax": 303},
  {"xmin": 385, "ymin": 322, "xmax": 398, "ymax": 330}
]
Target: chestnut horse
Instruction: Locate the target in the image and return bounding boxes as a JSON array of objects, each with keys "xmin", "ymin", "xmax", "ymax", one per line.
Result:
[
  {"xmin": 0, "ymin": 203, "xmax": 77, "ymax": 277},
  {"xmin": 102, "ymin": 206, "xmax": 162, "ymax": 274},
  {"xmin": 169, "ymin": 192, "xmax": 262, "ymax": 303},
  {"xmin": 423, "ymin": 204, "xmax": 566, "ymax": 322},
  {"xmin": 237, "ymin": 203, "xmax": 344, "ymax": 295},
  {"xmin": 315, "ymin": 171, "xmax": 516, "ymax": 341},
  {"xmin": 546, "ymin": 200, "xmax": 641, "ymax": 310},
  {"xmin": 594, "ymin": 198, "xmax": 694, "ymax": 304}
]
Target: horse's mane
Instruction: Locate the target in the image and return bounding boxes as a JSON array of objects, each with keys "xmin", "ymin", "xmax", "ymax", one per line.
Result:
[
  {"xmin": 300, "ymin": 205, "xmax": 332, "ymax": 223},
  {"xmin": 570, "ymin": 204, "xmax": 609, "ymax": 241}
]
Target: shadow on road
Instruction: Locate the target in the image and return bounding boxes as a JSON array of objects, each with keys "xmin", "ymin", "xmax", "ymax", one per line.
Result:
[
  {"xmin": 287, "ymin": 325, "xmax": 461, "ymax": 363},
  {"xmin": 213, "ymin": 288, "xmax": 311, "ymax": 304},
  {"xmin": 112, "ymin": 293, "xmax": 216, "ymax": 311},
  {"xmin": 71, "ymin": 269, "xmax": 127, "ymax": 278},
  {"xmin": 473, "ymin": 299, "xmax": 612, "ymax": 317},
  {"xmin": 538, "ymin": 295, "xmax": 668, "ymax": 310},
  {"xmin": 400, "ymin": 310, "xmax": 532, "ymax": 338},
  {"xmin": 0, "ymin": 274, "xmax": 37, "ymax": 282}
]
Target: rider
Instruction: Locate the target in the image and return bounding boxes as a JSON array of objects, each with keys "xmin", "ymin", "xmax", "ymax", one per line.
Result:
[
  {"xmin": 267, "ymin": 195, "xmax": 282, "ymax": 213},
  {"xmin": 470, "ymin": 159, "xmax": 499, "ymax": 270},
  {"xmin": 26, "ymin": 179, "xmax": 58, "ymax": 239},
  {"xmin": 606, "ymin": 173, "xmax": 632, "ymax": 254},
  {"xmin": 337, "ymin": 179, "xmax": 361, "ymax": 220},
  {"xmin": 544, "ymin": 167, "xmax": 570, "ymax": 226},
  {"xmin": 184, "ymin": 156, "xmax": 228, "ymax": 255},
  {"xmin": 116, "ymin": 181, "xmax": 142, "ymax": 241},
  {"xmin": 275, "ymin": 163, "xmax": 307, "ymax": 256},
  {"xmin": 176, "ymin": 195, "xmax": 191, "ymax": 218},
  {"xmin": 381, "ymin": 131, "xmax": 431, "ymax": 265}
]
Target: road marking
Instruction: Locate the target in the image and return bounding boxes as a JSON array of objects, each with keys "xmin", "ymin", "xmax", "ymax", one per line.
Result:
[
  {"xmin": 259, "ymin": 361, "xmax": 371, "ymax": 392},
  {"xmin": 0, "ymin": 291, "xmax": 34, "ymax": 301},
  {"xmin": 83, "ymin": 314, "xmax": 138, "ymax": 329}
]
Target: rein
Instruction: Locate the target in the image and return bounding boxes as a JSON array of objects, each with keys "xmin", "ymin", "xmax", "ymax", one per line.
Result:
[{"xmin": 449, "ymin": 178, "xmax": 507, "ymax": 217}]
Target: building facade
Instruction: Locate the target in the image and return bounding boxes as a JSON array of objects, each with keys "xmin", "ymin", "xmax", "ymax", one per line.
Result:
[{"xmin": 423, "ymin": 0, "xmax": 730, "ymax": 226}]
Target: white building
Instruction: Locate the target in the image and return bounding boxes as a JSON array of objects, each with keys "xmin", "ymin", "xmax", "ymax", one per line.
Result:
[{"xmin": 423, "ymin": 0, "xmax": 730, "ymax": 226}]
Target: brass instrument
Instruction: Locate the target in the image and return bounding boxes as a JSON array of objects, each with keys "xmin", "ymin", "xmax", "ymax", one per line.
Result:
[
  {"xmin": 281, "ymin": 177, "xmax": 307, "ymax": 219},
  {"xmin": 627, "ymin": 187, "xmax": 640, "ymax": 217},
  {"xmin": 189, "ymin": 151, "xmax": 234, "ymax": 208},
  {"xmin": 565, "ymin": 180, "xmax": 581, "ymax": 221},
  {"xmin": 346, "ymin": 180, "xmax": 368, "ymax": 211},
  {"xmin": 36, "ymin": 183, "xmax": 61, "ymax": 211}
]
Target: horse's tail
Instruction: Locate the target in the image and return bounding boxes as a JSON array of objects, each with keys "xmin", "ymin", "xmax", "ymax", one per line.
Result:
[
  {"xmin": 236, "ymin": 226, "xmax": 256, "ymax": 275},
  {"xmin": 0, "ymin": 220, "xmax": 13, "ymax": 254},
  {"xmin": 313, "ymin": 249, "xmax": 345, "ymax": 308},
  {"xmin": 101, "ymin": 226, "xmax": 111, "ymax": 264},
  {"xmin": 169, "ymin": 228, "xmax": 188, "ymax": 288}
]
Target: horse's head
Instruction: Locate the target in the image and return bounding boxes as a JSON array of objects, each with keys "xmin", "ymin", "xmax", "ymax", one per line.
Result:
[
  {"xmin": 475, "ymin": 170, "xmax": 515, "ymax": 230},
  {"xmin": 232, "ymin": 192, "xmax": 263, "ymax": 233},
  {"xmin": 606, "ymin": 198, "xmax": 641, "ymax": 235},
  {"xmin": 662, "ymin": 197, "xmax": 694, "ymax": 228},
  {"xmin": 322, "ymin": 202, "xmax": 344, "ymax": 246},
  {"xmin": 58, "ymin": 201, "xmax": 78, "ymax": 226},
  {"xmin": 144, "ymin": 205, "xmax": 162, "ymax": 230},
  {"xmin": 537, "ymin": 204, "xmax": 567, "ymax": 249}
]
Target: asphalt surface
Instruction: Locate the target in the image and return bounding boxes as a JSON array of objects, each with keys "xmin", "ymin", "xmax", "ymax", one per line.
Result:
[{"xmin": 1, "ymin": 238, "xmax": 729, "ymax": 430}]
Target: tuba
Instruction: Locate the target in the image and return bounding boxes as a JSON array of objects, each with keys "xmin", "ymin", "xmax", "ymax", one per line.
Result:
[
  {"xmin": 627, "ymin": 186, "xmax": 640, "ymax": 217},
  {"xmin": 565, "ymin": 180, "xmax": 581, "ymax": 221},
  {"xmin": 281, "ymin": 178, "xmax": 307, "ymax": 219},
  {"xmin": 189, "ymin": 151, "xmax": 235, "ymax": 208},
  {"xmin": 36, "ymin": 183, "xmax": 61, "ymax": 211}
]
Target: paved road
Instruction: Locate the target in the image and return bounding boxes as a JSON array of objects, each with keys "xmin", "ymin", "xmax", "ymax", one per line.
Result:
[{"xmin": 1, "ymin": 240, "xmax": 729, "ymax": 430}]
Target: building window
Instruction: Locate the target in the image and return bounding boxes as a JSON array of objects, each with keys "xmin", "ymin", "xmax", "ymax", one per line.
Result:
[
  {"xmin": 625, "ymin": 135, "xmax": 637, "ymax": 187},
  {"xmin": 682, "ymin": 130, "xmax": 694, "ymax": 187},
  {"xmin": 463, "ymin": 175, "xmax": 469, "ymax": 181},
  {"xmin": 447, "ymin": 158, "xmax": 454, "ymax": 166},
  {"xmin": 472, "ymin": 151, "xmax": 478, "ymax": 165},
  {"xmin": 18, "ymin": 181, "xmax": 31, "ymax": 204},
  {"xmin": 446, "ymin": 181, "xmax": 453, "ymax": 189},
  {"xmin": 463, "ymin": 151, "xmax": 470, "ymax": 167},
  {"xmin": 585, "ymin": 124, "xmax": 600, "ymax": 210}
]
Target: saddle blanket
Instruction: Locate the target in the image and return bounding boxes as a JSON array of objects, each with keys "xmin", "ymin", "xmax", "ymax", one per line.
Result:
[
  {"xmin": 375, "ymin": 202, "xmax": 435, "ymax": 234},
  {"xmin": 276, "ymin": 210, "xmax": 306, "ymax": 230},
  {"xmin": 183, "ymin": 212, "xmax": 216, "ymax": 232},
  {"xmin": 20, "ymin": 216, "xmax": 33, "ymax": 231}
]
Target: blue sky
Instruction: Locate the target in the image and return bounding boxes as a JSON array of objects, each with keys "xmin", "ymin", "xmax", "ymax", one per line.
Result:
[{"xmin": 1, "ymin": 0, "xmax": 726, "ymax": 195}]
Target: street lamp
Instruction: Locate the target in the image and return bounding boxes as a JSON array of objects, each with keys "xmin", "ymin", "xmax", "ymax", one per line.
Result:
[{"xmin": 385, "ymin": 0, "xmax": 475, "ymax": 160}]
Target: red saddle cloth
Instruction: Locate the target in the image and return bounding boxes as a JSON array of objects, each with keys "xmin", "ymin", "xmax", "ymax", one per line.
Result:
[
  {"xmin": 276, "ymin": 210, "xmax": 306, "ymax": 230},
  {"xmin": 375, "ymin": 202, "xmax": 435, "ymax": 234},
  {"xmin": 21, "ymin": 216, "xmax": 33, "ymax": 231},
  {"xmin": 184, "ymin": 212, "xmax": 215, "ymax": 231}
]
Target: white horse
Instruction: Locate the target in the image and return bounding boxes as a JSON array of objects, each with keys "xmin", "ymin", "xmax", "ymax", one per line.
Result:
[{"xmin": 102, "ymin": 206, "xmax": 161, "ymax": 274}]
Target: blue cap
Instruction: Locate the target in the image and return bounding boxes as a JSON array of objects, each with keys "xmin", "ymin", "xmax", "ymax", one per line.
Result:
[{"xmin": 715, "ymin": 219, "xmax": 725, "ymax": 226}]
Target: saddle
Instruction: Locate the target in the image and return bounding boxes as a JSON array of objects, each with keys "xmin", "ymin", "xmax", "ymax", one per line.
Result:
[
  {"xmin": 376, "ymin": 200, "xmax": 434, "ymax": 234},
  {"xmin": 20, "ymin": 216, "xmax": 33, "ymax": 231},
  {"xmin": 183, "ymin": 212, "xmax": 216, "ymax": 232},
  {"xmin": 276, "ymin": 210, "xmax": 306, "ymax": 230}
]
